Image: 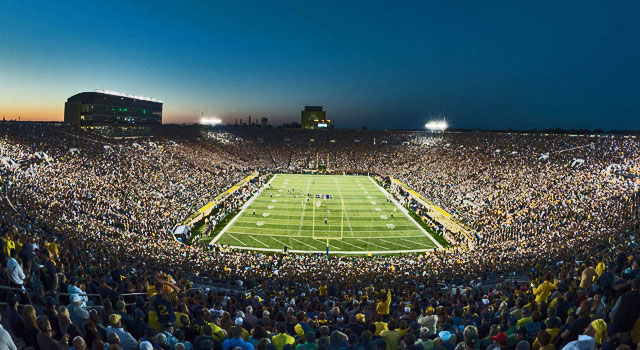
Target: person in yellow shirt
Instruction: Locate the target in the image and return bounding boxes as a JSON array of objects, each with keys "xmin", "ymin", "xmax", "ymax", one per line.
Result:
[
  {"xmin": 376, "ymin": 290, "xmax": 391, "ymax": 316},
  {"xmin": 319, "ymin": 284, "xmax": 327, "ymax": 297},
  {"xmin": 373, "ymin": 314, "xmax": 389, "ymax": 335},
  {"xmin": 175, "ymin": 303, "xmax": 190, "ymax": 328},
  {"xmin": 533, "ymin": 274, "xmax": 557, "ymax": 303},
  {"xmin": 1, "ymin": 233, "xmax": 15, "ymax": 258},
  {"xmin": 535, "ymin": 330, "xmax": 555, "ymax": 350},
  {"xmin": 45, "ymin": 240, "xmax": 60, "ymax": 259},
  {"xmin": 272, "ymin": 323, "xmax": 296, "ymax": 350}
]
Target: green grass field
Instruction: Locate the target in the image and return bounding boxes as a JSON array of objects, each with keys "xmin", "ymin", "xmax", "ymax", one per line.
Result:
[{"xmin": 209, "ymin": 174, "xmax": 442, "ymax": 254}]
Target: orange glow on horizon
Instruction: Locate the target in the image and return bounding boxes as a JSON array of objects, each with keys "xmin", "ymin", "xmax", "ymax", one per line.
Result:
[{"xmin": 0, "ymin": 107, "xmax": 63, "ymax": 121}]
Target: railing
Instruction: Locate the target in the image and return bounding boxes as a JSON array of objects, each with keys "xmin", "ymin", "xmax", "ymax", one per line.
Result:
[
  {"xmin": 120, "ymin": 293, "xmax": 147, "ymax": 307},
  {"xmin": 0, "ymin": 285, "xmax": 32, "ymax": 307},
  {"xmin": 56, "ymin": 293, "xmax": 103, "ymax": 309}
]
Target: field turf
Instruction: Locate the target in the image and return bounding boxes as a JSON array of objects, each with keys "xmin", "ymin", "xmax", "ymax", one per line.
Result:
[{"xmin": 210, "ymin": 174, "xmax": 442, "ymax": 254}]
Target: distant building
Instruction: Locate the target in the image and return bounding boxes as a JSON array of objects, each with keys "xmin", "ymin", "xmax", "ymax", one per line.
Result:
[
  {"xmin": 64, "ymin": 90, "xmax": 163, "ymax": 127},
  {"xmin": 261, "ymin": 117, "xmax": 268, "ymax": 128},
  {"xmin": 301, "ymin": 106, "xmax": 333, "ymax": 129},
  {"xmin": 282, "ymin": 121, "xmax": 301, "ymax": 128}
]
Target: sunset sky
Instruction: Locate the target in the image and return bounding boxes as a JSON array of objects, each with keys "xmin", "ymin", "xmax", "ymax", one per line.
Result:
[{"xmin": 1, "ymin": 1, "xmax": 639, "ymax": 130}]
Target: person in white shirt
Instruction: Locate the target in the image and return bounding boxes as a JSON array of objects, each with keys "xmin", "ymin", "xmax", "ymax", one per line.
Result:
[
  {"xmin": 561, "ymin": 319, "xmax": 606, "ymax": 350},
  {"xmin": 67, "ymin": 277, "xmax": 89, "ymax": 307},
  {"xmin": 0, "ymin": 314, "xmax": 17, "ymax": 350},
  {"xmin": 6, "ymin": 249, "xmax": 25, "ymax": 289}
]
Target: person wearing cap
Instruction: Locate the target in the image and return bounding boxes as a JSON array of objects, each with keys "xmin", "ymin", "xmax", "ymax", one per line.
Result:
[
  {"xmin": 68, "ymin": 293, "xmax": 89, "ymax": 328},
  {"xmin": 234, "ymin": 317, "xmax": 250, "ymax": 340},
  {"xmin": 67, "ymin": 278, "xmax": 89, "ymax": 307},
  {"xmin": 436, "ymin": 331, "xmax": 456, "ymax": 350},
  {"xmin": 223, "ymin": 326, "xmax": 254, "ymax": 350},
  {"xmin": 347, "ymin": 315, "xmax": 366, "ymax": 337},
  {"xmin": 106, "ymin": 314, "xmax": 139, "ymax": 350},
  {"xmin": 140, "ymin": 340, "xmax": 154, "ymax": 350},
  {"xmin": 490, "ymin": 332, "xmax": 508, "ymax": 350}
]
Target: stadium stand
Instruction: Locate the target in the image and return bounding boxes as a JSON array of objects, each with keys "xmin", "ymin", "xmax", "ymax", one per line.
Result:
[{"xmin": 0, "ymin": 121, "xmax": 639, "ymax": 350}]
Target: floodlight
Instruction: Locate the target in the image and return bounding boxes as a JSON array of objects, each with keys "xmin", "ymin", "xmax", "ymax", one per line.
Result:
[
  {"xmin": 200, "ymin": 118, "xmax": 222, "ymax": 125},
  {"xmin": 425, "ymin": 120, "xmax": 448, "ymax": 132}
]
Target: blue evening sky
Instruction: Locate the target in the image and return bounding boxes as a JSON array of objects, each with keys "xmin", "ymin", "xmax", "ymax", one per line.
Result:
[{"xmin": 0, "ymin": 1, "xmax": 639, "ymax": 129}]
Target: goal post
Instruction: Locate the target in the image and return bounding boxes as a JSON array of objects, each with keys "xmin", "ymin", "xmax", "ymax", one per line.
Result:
[{"xmin": 312, "ymin": 194, "xmax": 344, "ymax": 242}]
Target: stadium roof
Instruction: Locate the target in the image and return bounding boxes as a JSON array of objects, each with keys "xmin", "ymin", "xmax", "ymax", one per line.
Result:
[{"xmin": 94, "ymin": 89, "xmax": 163, "ymax": 103}]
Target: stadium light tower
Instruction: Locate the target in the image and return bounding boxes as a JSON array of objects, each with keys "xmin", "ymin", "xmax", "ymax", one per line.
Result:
[{"xmin": 425, "ymin": 119, "xmax": 448, "ymax": 132}]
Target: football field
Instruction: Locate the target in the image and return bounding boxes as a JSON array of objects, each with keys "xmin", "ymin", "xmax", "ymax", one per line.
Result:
[{"xmin": 210, "ymin": 174, "xmax": 443, "ymax": 254}]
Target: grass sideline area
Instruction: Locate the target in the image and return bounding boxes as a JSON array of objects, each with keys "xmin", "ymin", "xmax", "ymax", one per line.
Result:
[{"xmin": 207, "ymin": 174, "xmax": 444, "ymax": 254}]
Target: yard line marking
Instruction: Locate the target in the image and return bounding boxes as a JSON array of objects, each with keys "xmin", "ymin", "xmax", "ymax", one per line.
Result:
[
  {"xmin": 398, "ymin": 237, "xmax": 435, "ymax": 247},
  {"xmin": 225, "ymin": 234, "xmax": 246, "ymax": 245},
  {"xmin": 297, "ymin": 177, "xmax": 312, "ymax": 235},
  {"xmin": 337, "ymin": 239, "xmax": 367, "ymax": 250},
  {"xmin": 379, "ymin": 238, "xmax": 412, "ymax": 249},
  {"xmin": 333, "ymin": 177, "xmax": 354, "ymax": 238},
  {"xmin": 271, "ymin": 236, "xmax": 288, "ymax": 247},
  {"xmin": 368, "ymin": 176, "xmax": 442, "ymax": 249},
  {"xmin": 249, "ymin": 235, "xmax": 270, "ymax": 247},
  {"xmin": 210, "ymin": 174, "xmax": 278, "ymax": 244},
  {"xmin": 358, "ymin": 239, "xmax": 387, "ymax": 250},
  {"xmin": 291, "ymin": 237, "xmax": 318, "ymax": 250}
]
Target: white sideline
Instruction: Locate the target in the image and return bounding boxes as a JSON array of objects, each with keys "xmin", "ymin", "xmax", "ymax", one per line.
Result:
[
  {"xmin": 222, "ymin": 245, "xmax": 435, "ymax": 254},
  {"xmin": 367, "ymin": 176, "xmax": 443, "ymax": 249},
  {"xmin": 210, "ymin": 174, "xmax": 278, "ymax": 244}
]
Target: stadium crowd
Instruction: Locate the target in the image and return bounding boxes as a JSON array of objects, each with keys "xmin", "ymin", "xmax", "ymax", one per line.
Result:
[{"xmin": 0, "ymin": 122, "xmax": 639, "ymax": 350}]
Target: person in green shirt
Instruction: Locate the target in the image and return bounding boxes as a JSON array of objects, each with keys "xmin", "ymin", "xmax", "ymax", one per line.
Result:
[
  {"xmin": 296, "ymin": 331, "xmax": 318, "ymax": 350},
  {"xmin": 516, "ymin": 308, "xmax": 532, "ymax": 327},
  {"xmin": 380, "ymin": 323, "xmax": 401, "ymax": 350}
]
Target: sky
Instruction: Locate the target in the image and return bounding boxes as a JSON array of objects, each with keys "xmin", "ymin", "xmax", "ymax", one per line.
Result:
[{"xmin": 1, "ymin": 1, "xmax": 639, "ymax": 130}]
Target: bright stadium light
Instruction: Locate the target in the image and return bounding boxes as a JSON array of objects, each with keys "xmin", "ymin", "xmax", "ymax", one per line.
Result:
[
  {"xmin": 200, "ymin": 118, "xmax": 222, "ymax": 125},
  {"xmin": 425, "ymin": 120, "xmax": 448, "ymax": 132}
]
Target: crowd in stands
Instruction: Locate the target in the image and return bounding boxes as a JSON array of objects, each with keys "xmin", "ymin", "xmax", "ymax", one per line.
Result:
[{"xmin": 0, "ymin": 122, "xmax": 638, "ymax": 350}]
